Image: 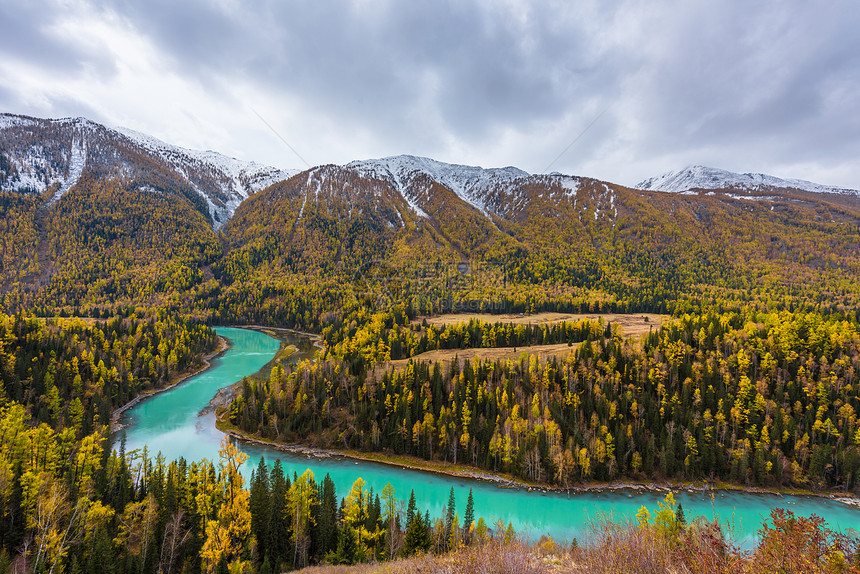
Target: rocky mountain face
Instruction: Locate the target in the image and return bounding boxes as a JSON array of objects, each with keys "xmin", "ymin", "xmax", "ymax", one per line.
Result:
[{"xmin": 0, "ymin": 113, "xmax": 297, "ymax": 229}]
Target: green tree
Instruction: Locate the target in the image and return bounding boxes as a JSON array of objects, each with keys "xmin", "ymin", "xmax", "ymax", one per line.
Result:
[{"xmin": 463, "ymin": 489, "xmax": 475, "ymax": 542}]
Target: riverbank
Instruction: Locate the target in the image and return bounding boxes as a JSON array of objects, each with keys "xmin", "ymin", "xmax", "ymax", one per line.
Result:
[
  {"xmin": 110, "ymin": 335, "xmax": 230, "ymax": 433},
  {"xmin": 238, "ymin": 324, "xmax": 325, "ymax": 353},
  {"xmin": 215, "ymin": 413, "xmax": 860, "ymax": 507},
  {"xmin": 207, "ymin": 328, "xmax": 860, "ymax": 508},
  {"xmin": 200, "ymin": 341, "xmax": 300, "ymax": 416},
  {"xmin": 201, "ymin": 325, "xmax": 317, "ymax": 416}
]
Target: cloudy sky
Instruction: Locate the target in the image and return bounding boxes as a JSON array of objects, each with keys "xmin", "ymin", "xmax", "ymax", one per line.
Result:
[{"xmin": 1, "ymin": 0, "xmax": 859, "ymax": 188}]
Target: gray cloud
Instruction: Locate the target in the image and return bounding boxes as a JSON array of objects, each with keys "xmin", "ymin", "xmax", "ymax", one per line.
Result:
[
  {"xmin": 1, "ymin": 0, "xmax": 859, "ymax": 188},
  {"xmin": 0, "ymin": 3, "xmax": 86, "ymax": 71},
  {"xmin": 614, "ymin": 1, "xmax": 860, "ymax": 178},
  {"xmin": 104, "ymin": 1, "xmax": 608, "ymax": 144},
  {"xmin": 0, "ymin": 2, "xmax": 119, "ymax": 78}
]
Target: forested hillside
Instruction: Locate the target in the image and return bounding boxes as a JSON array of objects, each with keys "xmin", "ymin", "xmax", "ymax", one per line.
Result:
[
  {"xmin": 230, "ymin": 308, "xmax": 860, "ymax": 489},
  {"xmin": 211, "ymin": 157, "xmax": 860, "ymax": 331},
  {"xmin": 0, "ymin": 177, "xmax": 221, "ymax": 316},
  {"xmin": 4, "ymin": 116, "xmax": 860, "ymax": 328},
  {"xmin": 3, "ymin": 117, "xmax": 860, "ymax": 572},
  {"xmin": 0, "ymin": 312, "xmax": 217, "ymax": 433}
]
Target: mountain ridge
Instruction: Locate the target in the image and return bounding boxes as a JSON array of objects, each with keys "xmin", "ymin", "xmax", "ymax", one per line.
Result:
[
  {"xmin": 3, "ymin": 112, "xmax": 860, "ymax": 326},
  {"xmin": 0, "ymin": 113, "xmax": 298, "ymax": 228},
  {"xmin": 346, "ymin": 154, "xmax": 531, "ymax": 218},
  {"xmin": 636, "ymin": 164, "xmax": 859, "ymax": 196},
  {"xmin": 5, "ymin": 113, "xmax": 859, "ymax": 229}
]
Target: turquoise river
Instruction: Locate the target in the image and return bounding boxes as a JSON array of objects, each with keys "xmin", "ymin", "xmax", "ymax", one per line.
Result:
[{"xmin": 120, "ymin": 327, "xmax": 860, "ymax": 547}]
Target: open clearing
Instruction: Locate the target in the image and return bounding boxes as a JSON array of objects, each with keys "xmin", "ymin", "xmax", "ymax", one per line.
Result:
[
  {"xmin": 382, "ymin": 342, "xmax": 577, "ymax": 373},
  {"xmin": 381, "ymin": 312, "xmax": 669, "ymax": 373},
  {"xmin": 34, "ymin": 316, "xmax": 107, "ymax": 327},
  {"xmin": 416, "ymin": 312, "xmax": 668, "ymax": 339}
]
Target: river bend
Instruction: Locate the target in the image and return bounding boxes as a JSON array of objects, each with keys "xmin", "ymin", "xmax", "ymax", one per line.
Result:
[{"xmin": 120, "ymin": 327, "xmax": 860, "ymax": 547}]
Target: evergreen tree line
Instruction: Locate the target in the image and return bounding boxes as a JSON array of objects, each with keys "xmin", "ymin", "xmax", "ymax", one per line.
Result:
[
  {"xmin": 232, "ymin": 308, "xmax": 860, "ymax": 490},
  {"xmin": 0, "ymin": 398, "xmax": 497, "ymax": 574},
  {"xmin": 245, "ymin": 457, "xmax": 490, "ymax": 570},
  {"xmin": 324, "ymin": 307, "xmax": 611, "ymax": 371},
  {"xmin": 0, "ymin": 312, "xmax": 217, "ymax": 436}
]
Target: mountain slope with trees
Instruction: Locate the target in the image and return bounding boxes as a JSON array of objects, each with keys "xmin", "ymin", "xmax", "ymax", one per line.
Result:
[
  {"xmin": 3, "ymin": 116, "xmax": 860, "ymax": 328},
  {"xmin": 4, "ymin": 115, "xmax": 860, "ymax": 572}
]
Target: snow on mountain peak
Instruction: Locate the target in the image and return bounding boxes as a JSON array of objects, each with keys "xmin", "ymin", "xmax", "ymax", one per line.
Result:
[
  {"xmin": 1, "ymin": 115, "xmax": 298, "ymax": 229},
  {"xmin": 56, "ymin": 116, "xmax": 99, "ymax": 130},
  {"xmin": 115, "ymin": 126, "xmax": 296, "ymax": 182},
  {"xmin": 0, "ymin": 114, "xmax": 90, "ymax": 201},
  {"xmin": 114, "ymin": 126, "xmax": 299, "ymax": 229},
  {"xmin": 636, "ymin": 165, "xmax": 859, "ymax": 196},
  {"xmin": 0, "ymin": 113, "xmax": 32, "ymax": 130},
  {"xmin": 346, "ymin": 154, "xmax": 529, "ymax": 217}
]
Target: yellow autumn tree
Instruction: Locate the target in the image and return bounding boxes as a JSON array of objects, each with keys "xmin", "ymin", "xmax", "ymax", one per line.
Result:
[
  {"xmin": 115, "ymin": 494, "xmax": 158, "ymax": 563},
  {"xmin": 200, "ymin": 439, "xmax": 251, "ymax": 573},
  {"xmin": 289, "ymin": 469, "xmax": 317, "ymax": 568}
]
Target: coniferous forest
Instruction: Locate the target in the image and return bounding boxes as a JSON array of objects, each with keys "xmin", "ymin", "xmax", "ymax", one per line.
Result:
[
  {"xmin": 232, "ymin": 309, "xmax": 860, "ymax": 490},
  {"xmin": 3, "ymin": 126, "xmax": 860, "ymax": 571}
]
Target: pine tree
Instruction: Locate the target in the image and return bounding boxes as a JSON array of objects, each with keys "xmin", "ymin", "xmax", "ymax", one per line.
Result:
[
  {"xmin": 334, "ymin": 523, "xmax": 358, "ymax": 565},
  {"xmin": 403, "ymin": 511, "xmax": 431, "ymax": 556},
  {"xmin": 366, "ymin": 492, "xmax": 381, "ymax": 532},
  {"xmin": 86, "ymin": 528, "xmax": 114, "ymax": 574},
  {"xmin": 249, "ymin": 457, "xmax": 270, "ymax": 561},
  {"xmin": 318, "ymin": 474, "xmax": 338, "ymax": 557},
  {"xmin": 463, "ymin": 488, "xmax": 475, "ymax": 544},
  {"xmin": 259, "ymin": 556, "xmax": 271, "ymax": 574},
  {"xmin": 405, "ymin": 490, "xmax": 417, "ymax": 528},
  {"xmin": 444, "ymin": 487, "xmax": 456, "ymax": 546},
  {"xmin": 676, "ymin": 503, "xmax": 686, "ymax": 527},
  {"xmin": 267, "ymin": 460, "xmax": 290, "ymax": 569}
]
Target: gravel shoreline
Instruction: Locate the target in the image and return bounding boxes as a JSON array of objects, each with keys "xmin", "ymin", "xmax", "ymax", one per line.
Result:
[
  {"xmin": 216, "ymin": 418, "xmax": 860, "ymax": 506},
  {"xmin": 110, "ymin": 335, "xmax": 230, "ymax": 432}
]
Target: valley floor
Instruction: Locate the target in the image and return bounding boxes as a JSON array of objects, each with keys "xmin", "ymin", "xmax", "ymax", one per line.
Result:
[
  {"xmin": 212, "ymin": 321, "xmax": 860, "ymax": 509},
  {"xmin": 418, "ymin": 312, "xmax": 668, "ymax": 339}
]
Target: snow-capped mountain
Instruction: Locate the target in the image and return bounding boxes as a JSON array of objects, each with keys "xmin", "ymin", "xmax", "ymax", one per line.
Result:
[
  {"xmin": 113, "ymin": 127, "xmax": 298, "ymax": 228},
  {"xmin": 636, "ymin": 165, "xmax": 859, "ymax": 197},
  {"xmin": 0, "ymin": 116, "xmax": 94, "ymax": 205},
  {"xmin": 343, "ymin": 154, "xmax": 595, "ymax": 224},
  {"xmin": 0, "ymin": 113, "xmax": 606, "ymax": 233},
  {"xmin": 0, "ymin": 113, "xmax": 298, "ymax": 228},
  {"xmin": 7, "ymin": 112, "xmax": 860, "ymax": 316},
  {"xmin": 346, "ymin": 155, "xmax": 530, "ymax": 218},
  {"xmin": 227, "ymin": 152, "xmax": 623, "ymax": 278}
]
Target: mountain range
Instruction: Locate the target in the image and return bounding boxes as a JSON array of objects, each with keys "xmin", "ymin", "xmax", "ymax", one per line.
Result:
[
  {"xmin": 636, "ymin": 165, "xmax": 860, "ymax": 197},
  {"xmin": 2, "ymin": 113, "xmax": 858, "ymax": 230},
  {"xmin": 2, "ymin": 112, "xmax": 860, "ymax": 325}
]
